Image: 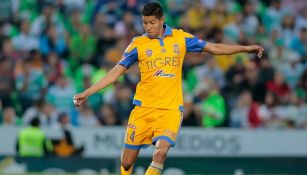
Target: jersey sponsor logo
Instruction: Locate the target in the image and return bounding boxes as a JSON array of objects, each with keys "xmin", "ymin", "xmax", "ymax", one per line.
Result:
[
  {"xmin": 146, "ymin": 57, "xmax": 180, "ymax": 70},
  {"xmin": 146, "ymin": 49, "xmax": 152, "ymax": 57},
  {"xmin": 173, "ymin": 44, "xmax": 180, "ymax": 53},
  {"xmin": 154, "ymin": 70, "xmax": 175, "ymax": 78}
]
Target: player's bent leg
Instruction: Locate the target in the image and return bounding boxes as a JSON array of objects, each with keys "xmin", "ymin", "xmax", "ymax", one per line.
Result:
[
  {"xmin": 145, "ymin": 139, "xmax": 171, "ymax": 175},
  {"xmin": 121, "ymin": 148, "xmax": 140, "ymax": 175},
  {"xmin": 153, "ymin": 139, "xmax": 171, "ymax": 164}
]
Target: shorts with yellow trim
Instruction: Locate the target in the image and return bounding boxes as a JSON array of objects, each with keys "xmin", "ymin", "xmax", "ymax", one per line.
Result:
[{"xmin": 124, "ymin": 106, "xmax": 183, "ymax": 150}]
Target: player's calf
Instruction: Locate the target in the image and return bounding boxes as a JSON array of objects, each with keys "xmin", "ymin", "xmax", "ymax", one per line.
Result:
[
  {"xmin": 153, "ymin": 140, "xmax": 171, "ymax": 164},
  {"xmin": 145, "ymin": 140, "xmax": 171, "ymax": 175},
  {"xmin": 153, "ymin": 146, "xmax": 169, "ymax": 163}
]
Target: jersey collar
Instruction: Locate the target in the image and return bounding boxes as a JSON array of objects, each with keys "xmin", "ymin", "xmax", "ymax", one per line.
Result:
[
  {"xmin": 162, "ymin": 24, "xmax": 172, "ymax": 37},
  {"xmin": 143, "ymin": 24, "xmax": 173, "ymax": 38}
]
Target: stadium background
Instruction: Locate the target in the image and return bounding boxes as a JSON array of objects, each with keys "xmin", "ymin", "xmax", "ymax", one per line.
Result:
[{"xmin": 0, "ymin": 0, "xmax": 306, "ymax": 174}]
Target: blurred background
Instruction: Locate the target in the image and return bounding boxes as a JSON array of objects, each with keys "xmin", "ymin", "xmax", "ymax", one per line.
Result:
[{"xmin": 0, "ymin": 0, "xmax": 306, "ymax": 174}]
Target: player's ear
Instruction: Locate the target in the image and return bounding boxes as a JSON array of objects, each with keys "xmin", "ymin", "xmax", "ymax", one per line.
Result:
[{"xmin": 160, "ymin": 16, "xmax": 165, "ymax": 23}]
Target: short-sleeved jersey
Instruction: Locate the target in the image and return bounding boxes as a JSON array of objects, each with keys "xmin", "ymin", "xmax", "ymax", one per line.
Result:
[{"xmin": 118, "ymin": 24, "xmax": 206, "ymax": 111}]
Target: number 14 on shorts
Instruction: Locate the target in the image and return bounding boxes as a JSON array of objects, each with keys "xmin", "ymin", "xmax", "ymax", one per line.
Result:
[{"xmin": 130, "ymin": 130, "xmax": 135, "ymax": 142}]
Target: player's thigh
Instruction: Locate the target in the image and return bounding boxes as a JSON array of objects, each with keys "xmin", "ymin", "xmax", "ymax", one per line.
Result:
[
  {"xmin": 125, "ymin": 106, "xmax": 154, "ymax": 146},
  {"xmin": 153, "ymin": 109, "xmax": 183, "ymax": 144}
]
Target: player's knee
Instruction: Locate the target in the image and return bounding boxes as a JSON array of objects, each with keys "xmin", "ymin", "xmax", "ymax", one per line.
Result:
[
  {"xmin": 121, "ymin": 158, "xmax": 134, "ymax": 171},
  {"xmin": 153, "ymin": 147, "xmax": 169, "ymax": 160}
]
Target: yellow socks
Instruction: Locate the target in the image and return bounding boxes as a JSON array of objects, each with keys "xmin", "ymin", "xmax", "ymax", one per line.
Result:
[
  {"xmin": 120, "ymin": 162, "xmax": 163, "ymax": 175},
  {"xmin": 120, "ymin": 164, "xmax": 133, "ymax": 175},
  {"xmin": 145, "ymin": 162, "xmax": 163, "ymax": 175}
]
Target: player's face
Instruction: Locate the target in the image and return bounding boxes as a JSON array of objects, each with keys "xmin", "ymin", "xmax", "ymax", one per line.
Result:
[{"xmin": 142, "ymin": 15, "xmax": 164, "ymax": 38}]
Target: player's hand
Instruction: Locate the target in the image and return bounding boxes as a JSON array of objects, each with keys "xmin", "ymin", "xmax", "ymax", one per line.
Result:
[
  {"xmin": 73, "ymin": 92, "xmax": 88, "ymax": 107},
  {"xmin": 246, "ymin": 45, "xmax": 264, "ymax": 58}
]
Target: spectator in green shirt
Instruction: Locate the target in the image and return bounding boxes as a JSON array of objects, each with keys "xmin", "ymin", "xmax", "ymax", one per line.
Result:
[
  {"xmin": 16, "ymin": 117, "xmax": 53, "ymax": 157},
  {"xmin": 69, "ymin": 23, "xmax": 96, "ymax": 71},
  {"xmin": 195, "ymin": 77, "xmax": 226, "ymax": 128}
]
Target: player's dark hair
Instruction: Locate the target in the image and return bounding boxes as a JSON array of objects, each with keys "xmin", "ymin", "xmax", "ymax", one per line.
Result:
[{"xmin": 141, "ymin": 2, "xmax": 163, "ymax": 19}]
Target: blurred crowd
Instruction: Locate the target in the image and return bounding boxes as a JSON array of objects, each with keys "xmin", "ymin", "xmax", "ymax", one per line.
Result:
[{"xmin": 0, "ymin": 0, "xmax": 306, "ymax": 129}]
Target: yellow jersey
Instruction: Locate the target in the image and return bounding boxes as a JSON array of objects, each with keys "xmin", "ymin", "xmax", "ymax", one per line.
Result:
[{"xmin": 118, "ymin": 25, "xmax": 206, "ymax": 111}]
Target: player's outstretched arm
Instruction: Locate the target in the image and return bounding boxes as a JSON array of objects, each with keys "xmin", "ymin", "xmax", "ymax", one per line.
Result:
[
  {"xmin": 202, "ymin": 42, "xmax": 264, "ymax": 58},
  {"xmin": 73, "ymin": 64, "xmax": 128, "ymax": 107}
]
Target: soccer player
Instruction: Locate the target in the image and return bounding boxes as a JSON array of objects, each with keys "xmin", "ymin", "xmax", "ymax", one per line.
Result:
[{"xmin": 73, "ymin": 2, "xmax": 264, "ymax": 175}]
